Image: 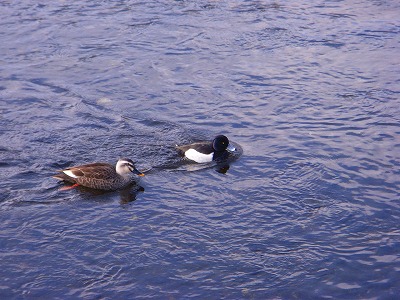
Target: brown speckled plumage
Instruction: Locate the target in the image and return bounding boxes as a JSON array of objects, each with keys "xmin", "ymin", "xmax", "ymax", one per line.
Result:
[{"xmin": 53, "ymin": 159, "xmax": 144, "ymax": 191}]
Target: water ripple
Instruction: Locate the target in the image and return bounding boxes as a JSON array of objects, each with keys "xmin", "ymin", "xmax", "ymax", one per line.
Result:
[{"xmin": 1, "ymin": 0, "xmax": 400, "ymax": 299}]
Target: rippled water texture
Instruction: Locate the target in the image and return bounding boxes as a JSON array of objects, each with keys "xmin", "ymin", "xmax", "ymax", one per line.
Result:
[{"xmin": 1, "ymin": 1, "xmax": 399, "ymax": 299}]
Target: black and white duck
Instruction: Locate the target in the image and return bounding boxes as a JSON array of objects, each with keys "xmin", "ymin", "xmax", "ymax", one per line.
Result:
[{"xmin": 176, "ymin": 135, "xmax": 236, "ymax": 163}]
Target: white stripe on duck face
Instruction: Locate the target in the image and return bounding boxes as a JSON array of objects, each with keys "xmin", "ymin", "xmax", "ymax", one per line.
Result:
[{"xmin": 185, "ymin": 149, "xmax": 214, "ymax": 163}]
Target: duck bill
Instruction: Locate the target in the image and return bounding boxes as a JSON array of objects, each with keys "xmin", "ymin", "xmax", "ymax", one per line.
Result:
[
  {"xmin": 132, "ymin": 168, "xmax": 145, "ymax": 177},
  {"xmin": 227, "ymin": 143, "xmax": 236, "ymax": 152}
]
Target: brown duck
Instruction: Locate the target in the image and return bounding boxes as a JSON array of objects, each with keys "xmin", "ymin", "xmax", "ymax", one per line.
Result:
[{"xmin": 53, "ymin": 158, "xmax": 144, "ymax": 191}]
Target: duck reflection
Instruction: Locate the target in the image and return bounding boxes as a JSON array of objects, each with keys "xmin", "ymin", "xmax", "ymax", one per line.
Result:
[
  {"xmin": 215, "ymin": 163, "xmax": 230, "ymax": 174},
  {"xmin": 64, "ymin": 182, "xmax": 145, "ymax": 204}
]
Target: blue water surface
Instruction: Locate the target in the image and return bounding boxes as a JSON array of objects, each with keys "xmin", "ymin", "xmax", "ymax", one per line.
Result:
[{"xmin": 0, "ymin": 1, "xmax": 399, "ymax": 299}]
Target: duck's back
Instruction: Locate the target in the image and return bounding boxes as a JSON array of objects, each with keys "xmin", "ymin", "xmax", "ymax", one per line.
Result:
[
  {"xmin": 176, "ymin": 142, "xmax": 213, "ymax": 155},
  {"xmin": 54, "ymin": 163, "xmax": 126, "ymax": 190}
]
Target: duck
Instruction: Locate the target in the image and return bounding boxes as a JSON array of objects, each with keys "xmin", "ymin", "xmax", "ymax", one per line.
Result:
[
  {"xmin": 176, "ymin": 135, "xmax": 236, "ymax": 163},
  {"xmin": 53, "ymin": 158, "xmax": 144, "ymax": 191}
]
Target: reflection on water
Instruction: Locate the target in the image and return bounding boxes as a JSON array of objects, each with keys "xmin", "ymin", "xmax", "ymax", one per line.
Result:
[
  {"xmin": 55, "ymin": 182, "xmax": 145, "ymax": 205},
  {"xmin": 0, "ymin": 0, "xmax": 399, "ymax": 299}
]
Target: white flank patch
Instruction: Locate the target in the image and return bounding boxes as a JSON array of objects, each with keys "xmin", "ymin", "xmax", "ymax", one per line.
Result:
[
  {"xmin": 185, "ymin": 149, "xmax": 213, "ymax": 163},
  {"xmin": 63, "ymin": 170, "xmax": 78, "ymax": 178}
]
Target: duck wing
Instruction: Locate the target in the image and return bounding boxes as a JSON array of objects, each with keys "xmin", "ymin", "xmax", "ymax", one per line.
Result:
[
  {"xmin": 176, "ymin": 142, "xmax": 213, "ymax": 155},
  {"xmin": 55, "ymin": 163, "xmax": 115, "ymax": 181}
]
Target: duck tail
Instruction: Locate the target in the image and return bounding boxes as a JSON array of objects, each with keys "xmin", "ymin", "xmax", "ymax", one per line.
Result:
[{"xmin": 52, "ymin": 173, "xmax": 76, "ymax": 183}]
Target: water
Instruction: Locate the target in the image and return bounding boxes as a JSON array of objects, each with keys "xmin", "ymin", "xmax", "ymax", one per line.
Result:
[{"xmin": 1, "ymin": 0, "xmax": 399, "ymax": 298}]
